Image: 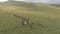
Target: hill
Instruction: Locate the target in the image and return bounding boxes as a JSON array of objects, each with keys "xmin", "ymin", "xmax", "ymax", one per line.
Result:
[
  {"xmin": 0, "ymin": 1, "xmax": 60, "ymax": 34},
  {"xmin": 50, "ymin": 4, "xmax": 60, "ymax": 8}
]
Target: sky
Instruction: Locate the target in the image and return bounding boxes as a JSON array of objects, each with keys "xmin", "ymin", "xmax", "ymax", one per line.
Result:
[
  {"xmin": 0, "ymin": 0, "xmax": 60, "ymax": 4},
  {"xmin": 0, "ymin": 0, "xmax": 8, "ymax": 2},
  {"xmin": 15, "ymin": 0, "xmax": 24, "ymax": 1},
  {"xmin": 0, "ymin": 0, "xmax": 24, "ymax": 2}
]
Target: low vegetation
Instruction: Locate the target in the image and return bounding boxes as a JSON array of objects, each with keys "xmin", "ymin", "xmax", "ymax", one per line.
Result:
[{"xmin": 0, "ymin": 2, "xmax": 60, "ymax": 34}]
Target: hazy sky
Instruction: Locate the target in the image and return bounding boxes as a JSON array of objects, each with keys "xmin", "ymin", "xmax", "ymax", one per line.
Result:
[
  {"xmin": 0, "ymin": 0, "xmax": 8, "ymax": 2},
  {"xmin": 15, "ymin": 0, "xmax": 24, "ymax": 1}
]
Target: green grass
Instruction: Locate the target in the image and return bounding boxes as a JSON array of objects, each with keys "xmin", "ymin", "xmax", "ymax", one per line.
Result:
[{"xmin": 0, "ymin": 3, "xmax": 60, "ymax": 34}]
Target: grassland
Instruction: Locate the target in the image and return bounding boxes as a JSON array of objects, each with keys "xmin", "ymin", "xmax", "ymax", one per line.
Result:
[{"xmin": 0, "ymin": 2, "xmax": 60, "ymax": 34}]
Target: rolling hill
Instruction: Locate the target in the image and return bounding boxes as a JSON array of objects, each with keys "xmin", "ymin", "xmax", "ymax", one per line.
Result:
[{"xmin": 0, "ymin": 1, "xmax": 60, "ymax": 34}]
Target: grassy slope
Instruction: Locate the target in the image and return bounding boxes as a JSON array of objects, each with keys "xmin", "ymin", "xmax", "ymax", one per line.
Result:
[
  {"xmin": 0, "ymin": 2, "xmax": 60, "ymax": 34},
  {"xmin": 50, "ymin": 4, "xmax": 60, "ymax": 8}
]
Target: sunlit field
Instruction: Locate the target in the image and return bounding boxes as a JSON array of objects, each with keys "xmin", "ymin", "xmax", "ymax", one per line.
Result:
[{"xmin": 0, "ymin": 3, "xmax": 60, "ymax": 34}]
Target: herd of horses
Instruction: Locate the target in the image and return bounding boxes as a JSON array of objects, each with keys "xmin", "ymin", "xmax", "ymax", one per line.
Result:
[
  {"xmin": 13, "ymin": 14, "xmax": 48, "ymax": 30},
  {"xmin": 0, "ymin": 14, "xmax": 48, "ymax": 33}
]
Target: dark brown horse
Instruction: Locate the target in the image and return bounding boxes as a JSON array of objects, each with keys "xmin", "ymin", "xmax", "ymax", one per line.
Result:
[{"xmin": 13, "ymin": 15, "xmax": 29, "ymax": 25}]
